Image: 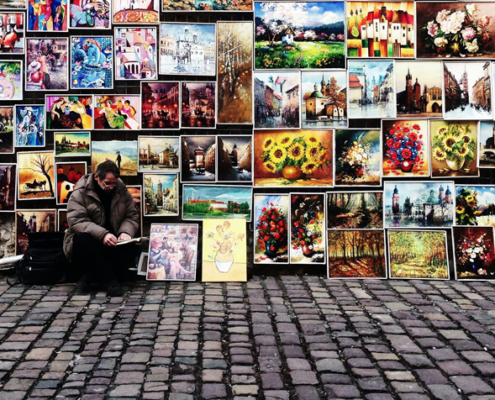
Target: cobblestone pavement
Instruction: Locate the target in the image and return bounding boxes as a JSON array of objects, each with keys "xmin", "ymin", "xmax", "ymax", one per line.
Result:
[{"xmin": 1, "ymin": 277, "xmax": 495, "ymax": 399}]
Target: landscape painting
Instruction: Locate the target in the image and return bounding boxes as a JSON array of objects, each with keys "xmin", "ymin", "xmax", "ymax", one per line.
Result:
[
  {"xmin": 0, "ymin": 214, "xmax": 15, "ymax": 260},
  {"xmin": 15, "ymin": 105, "xmax": 45, "ymax": 147},
  {"xmin": 335, "ymin": 129, "xmax": 381, "ymax": 186},
  {"xmin": 143, "ymin": 174, "xmax": 179, "ymax": 217},
  {"xmin": 396, "ymin": 61, "xmax": 443, "ymax": 118},
  {"xmin": 17, "ymin": 151, "xmax": 55, "ymax": 200},
  {"xmin": 181, "ymin": 82, "xmax": 216, "ymax": 129},
  {"xmin": 0, "ymin": 13, "xmax": 24, "ymax": 54},
  {"xmin": 127, "ymin": 185, "xmax": 142, "ymax": 236},
  {"xmin": 217, "ymin": 135, "xmax": 252, "ymax": 183},
  {"xmin": 159, "ymin": 23, "xmax": 216, "ymax": 76},
  {"xmin": 138, "ymin": 136, "xmax": 180, "ymax": 173},
  {"xmin": 327, "ymin": 192, "xmax": 383, "ymax": 229},
  {"xmin": 478, "ymin": 121, "xmax": 495, "ymax": 168},
  {"xmin": 217, "ymin": 21, "xmax": 253, "ymax": 125},
  {"xmin": 181, "ymin": 136, "xmax": 216, "ymax": 183},
  {"xmin": 254, "ymin": 130, "xmax": 333, "ymax": 187},
  {"xmin": 254, "ymin": 2, "xmax": 345, "ymax": 69},
  {"xmin": 417, "ymin": 2, "xmax": 495, "ymax": 59},
  {"xmin": 27, "ymin": 0, "xmax": 68, "ymax": 31},
  {"xmin": 26, "ymin": 38, "xmax": 69, "ymax": 91},
  {"xmin": 430, "ymin": 120, "xmax": 479, "ymax": 178},
  {"xmin": 456, "ymin": 185, "xmax": 495, "ymax": 227},
  {"xmin": 70, "ymin": 0, "xmax": 111, "ymax": 29},
  {"xmin": 347, "ymin": 60, "xmax": 395, "ymax": 119},
  {"xmin": 162, "ymin": 0, "xmax": 252, "ymax": 11},
  {"xmin": 327, "ymin": 230, "xmax": 386, "ymax": 279},
  {"xmin": 182, "ymin": 185, "xmax": 252, "ymax": 221},
  {"xmin": 301, "ymin": 71, "xmax": 347, "ymax": 129},
  {"xmin": 0, "ymin": 107, "xmax": 14, "ymax": 154},
  {"xmin": 290, "ymin": 193, "xmax": 325, "ymax": 264},
  {"xmin": 113, "ymin": 0, "xmax": 159, "ymax": 24},
  {"xmin": 202, "ymin": 219, "xmax": 246, "ymax": 282},
  {"xmin": 141, "ymin": 82, "xmax": 180, "ymax": 130},
  {"xmin": 115, "ymin": 28, "xmax": 158, "ymax": 80},
  {"xmin": 382, "ymin": 120, "xmax": 430, "ymax": 177},
  {"xmin": 55, "ymin": 161, "xmax": 86, "ymax": 204},
  {"xmin": 91, "ymin": 140, "xmax": 137, "ymax": 176},
  {"xmin": 254, "ymin": 194, "xmax": 289, "ymax": 264},
  {"xmin": 45, "ymin": 96, "xmax": 93, "ymax": 130},
  {"xmin": 0, "ymin": 61, "xmax": 22, "ymax": 101},
  {"xmin": 254, "ymin": 71, "xmax": 300, "ymax": 129},
  {"xmin": 16, "ymin": 210, "xmax": 56, "ymax": 254},
  {"xmin": 388, "ymin": 230, "xmax": 449, "ymax": 280},
  {"xmin": 94, "ymin": 95, "xmax": 141, "ymax": 130},
  {"xmin": 54, "ymin": 132, "xmax": 91, "ymax": 157},
  {"xmin": 0, "ymin": 164, "xmax": 16, "ymax": 211},
  {"xmin": 346, "ymin": 2, "xmax": 415, "ymax": 58},
  {"xmin": 384, "ymin": 181, "xmax": 454, "ymax": 228},
  {"xmin": 453, "ymin": 226, "xmax": 495, "ymax": 280},
  {"xmin": 147, "ymin": 223, "xmax": 198, "ymax": 281}
]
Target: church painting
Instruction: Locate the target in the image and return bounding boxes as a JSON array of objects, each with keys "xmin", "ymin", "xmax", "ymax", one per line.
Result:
[
  {"xmin": 395, "ymin": 61, "xmax": 443, "ymax": 118},
  {"xmin": 301, "ymin": 71, "xmax": 347, "ymax": 129},
  {"xmin": 143, "ymin": 173, "xmax": 179, "ymax": 216},
  {"xmin": 430, "ymin": 120, "xmax": 479, "ymax": 178},
  {"xmin": 478, "ymin": 121, "xmax": 495, "ymax": 168},
  {"xmin": 384, "ymin": 181, "xmax": 454, "ymax": 228}
]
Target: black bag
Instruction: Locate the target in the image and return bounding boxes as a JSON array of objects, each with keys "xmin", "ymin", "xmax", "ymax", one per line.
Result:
[{"xmin": 12, "ymin": 232, "xmax": 68, "ymax": 285}]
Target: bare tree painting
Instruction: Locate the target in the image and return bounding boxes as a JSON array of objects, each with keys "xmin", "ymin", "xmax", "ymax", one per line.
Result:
[{"xmin": 18, "ymin": 151, "xmax": 55, "ymax": 200}]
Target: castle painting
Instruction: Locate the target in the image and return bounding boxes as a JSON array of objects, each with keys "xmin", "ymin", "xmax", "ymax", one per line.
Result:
[
  {"xmin": 143, "ymin": 173, "xmax": 178, "ymax": 216},
  {"xmin": 138, "ymin": 136, "xmax": 180, "ymax": 173},
  {"xmin": 384, "ymin": 181, "xmax": 454, "ymax": 228},
  {"xmin": 479, "ymin": 121, "xmax": 495, "ymax": 168},
  {"xmin": 395, "ymin": 61, "xmax": 443, "ymax": 118},
  {"xmin": 301, "ymin": 71, "xmax": 347, "ymax": 129},
  {"xmin": 54, "ymin": 132, "xmax": 91, "ymax": 157}
]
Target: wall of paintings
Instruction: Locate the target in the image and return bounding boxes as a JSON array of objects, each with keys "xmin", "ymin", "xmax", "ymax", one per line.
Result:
[{"xmin": 0, "ymin": 0, "xmax": 495, "ymax": 282}]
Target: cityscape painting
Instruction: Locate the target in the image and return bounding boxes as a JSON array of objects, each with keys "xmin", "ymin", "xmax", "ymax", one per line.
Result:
[
  {"xmin": 479, "ymin": 121, "xmax": 495, "ymax": 168},
  {"xmin": 54, "ymin": 132, "xmax": 91, "ymax": 157},
  {"xmin": 181, "ymin": 82, "xmax": 216, "ymax": 129},
  {"xmin": 143, "ymin": 174, "xmax": 179, "ymax": 217},
  {"xmin": 138, "ymin": 136, "xmax": 180, "ymax": 173},
  {"xmin": 16, "ymin": 209, "xmax": 56, "ymax": 254},
  {"xmin": 141, "ymin": 82, "xmax": 180, "ymax": 130},
  {"xmin": 217, "ymin": 135, "xmax": 252, "ymax": 183},
  {"xmin": 0, "ymin": 164, "xmax": 16, "ymax": 211},
  {"xmin": 115, "ymin": 28, "xmax": 158, "ymax": 80},
  {"xmin": 181, "ymin": 135, "xmax": 216, "ymax": 183}
]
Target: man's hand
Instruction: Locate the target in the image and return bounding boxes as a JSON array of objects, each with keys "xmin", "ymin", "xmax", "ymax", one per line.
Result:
[
  {"xmin": 118, "ymin": 233, "xmax": 131, "ymax": 242},
  {"xmin": 103, "ymin": 233, "xmax": 118, "ymax": 247}
]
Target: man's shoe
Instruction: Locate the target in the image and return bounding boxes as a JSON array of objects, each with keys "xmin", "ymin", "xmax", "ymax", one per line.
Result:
[
  {"xmin": 106, "ymin": 280, "xmax": 123, "ymax": 297},
  {"xmin": 76, "ymin": 275, "xmax": 92, "ymax": 293}
]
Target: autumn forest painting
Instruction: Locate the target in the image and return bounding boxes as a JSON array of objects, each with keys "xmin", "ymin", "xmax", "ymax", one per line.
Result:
[{"xmin": 327, "ymin": 192, "xmax": 383, "ymax": 229}]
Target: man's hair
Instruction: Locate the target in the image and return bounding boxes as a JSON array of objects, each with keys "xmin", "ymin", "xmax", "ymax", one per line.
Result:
[{"xmin": 95, "ymin": 160, "xmax": 120, "ymax": 179}]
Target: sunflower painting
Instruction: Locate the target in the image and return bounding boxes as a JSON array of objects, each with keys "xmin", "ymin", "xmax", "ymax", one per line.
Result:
[
  {"xmin": 430, "ymin": 120, "xmax": 479, "ymax": 178},
  {"xmin": 253, "ymin": 130, "xmax": 333, "ymax": 188}
]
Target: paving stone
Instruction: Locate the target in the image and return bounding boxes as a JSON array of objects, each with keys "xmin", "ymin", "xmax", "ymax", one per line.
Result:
[
  {"xmin": 426, "ymin": 385, "xmax": 462, "ymax": 400},
  {"xmin": 290, "ymin": 370, "xmax": 318, "ymax": 385},
  {"xmin": 451, "ymin": 376, "xmax": 495, "ymax": 395}
]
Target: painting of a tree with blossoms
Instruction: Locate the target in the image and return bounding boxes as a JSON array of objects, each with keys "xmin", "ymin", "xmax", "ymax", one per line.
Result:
[{"xmin": 254, "ymin": 2, "xmax": 345, "ymax": 69}]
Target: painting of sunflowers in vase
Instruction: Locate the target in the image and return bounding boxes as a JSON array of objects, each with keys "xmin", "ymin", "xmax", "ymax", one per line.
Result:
[
  {"xmin": 456, "ymin": 185, "xmax": 495, "ymax": 227},
  {"xmin": 430, "ymin": 120, "xmax": 479, "ymax": 178},
  {"xmin": 253, "ymin": 130, "xmax": 333, "ymax": 188}
]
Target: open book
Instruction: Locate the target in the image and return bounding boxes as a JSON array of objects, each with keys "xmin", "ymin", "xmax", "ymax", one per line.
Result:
[{"xmin": 116, "ymin": 237, "xmax": 147, "ymax": 246}]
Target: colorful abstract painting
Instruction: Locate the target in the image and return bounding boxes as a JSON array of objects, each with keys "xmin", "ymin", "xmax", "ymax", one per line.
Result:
[
  {"xmin": 115, "ymin": 27, "xmax": 157, "ymax": 80},
  {"xmin": 15, "ymin": 105, "xmax": 45, "ymax": 147},
  {"xmin": 45, "ymin": 96, "xmax": 93, "ymax": 130},
  {"xmin": 94, "ymin": 95, "xmax": 140, "ymax": 130}
]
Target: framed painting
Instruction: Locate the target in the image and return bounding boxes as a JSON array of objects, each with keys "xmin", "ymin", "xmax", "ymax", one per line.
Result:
[
  {"xmin": 143, "ymin": 174, "xmax": 179, "ymax": 217},
  {"xmin": 0, "ymin": 61, "xmax": 22, "ymax": 101},
  {"xmin": 347, "ymin": 60, "xmax": 395, "ymax": 119},
  {"xmin": 202, "ymin": 219, "xmax": 246, "ymax": 282},
  {"xmin": 217, "ymin": 21, "xmax": 252, "ymax": 125},
  {"xmin": 147, "ymin": 223, "xmax": 198, "ymax": 281},
  {"xmin": 113, "ymin": 0, "xmax": 158, "ymax": 24},
  {"xmin": 115, "ymin": 28, "xmax": 158, "ymax": 80},
  {"xmin": 382, "ymin": 119, "xmax": 430, "ymax": 178},
  {"xmin": 0, "ymin": 0, "xmax": 25, "ymax": 8},
  {"xmin": 387, "ymin": 229, "xmax": 449, "ymax": 280},
  {"xmin": 417, "ymin": 2, "xmax": 495, "ymax": 59},
  {"xmin": 55, "ymin": 132, "xmax": 91, "ymax": 157},
  {"xmin": 55, "ymin": 161, "xmax": 86, "ymax": 205},
  {"xmin": 17, "ymin": 151, "xmax": 55, "ymax": 201},
  {"xmin": 328, "ymin": 230, "xmax": 386, "ymax": 279},
  {"xmin": 94, "ymin": 95, "xmax": 140, "ymax": 130},
  {"xmin": 138, "ymin": 136, "xmax": 180, "ymax": 173},
  {"xmin": 141, "ymin": 82, "xmax": 179, "ymax": 130},
  {"xmin": 162, "ymin": 0, "xmax": 251, "ymax": 11},
  {"xmin": 478, "ymin": 121, "xmax": 495, "ymax": 168},
  {"xmin": 0, "ymin": 164, "xmax": 16, "ymax": 211},
  {"xmin": 127, "ymin": 185, "xmax": 142, "ymax": 237},
  {"xmin": 0, "ymin": 13, "xmax": 24, "ymax": 54},
  {"xmin": 254, "ymin": 130, "xmax": 333, "ymax": 188},
  {"xmin": 455, "ymin": 185, "xmax": 495, "ymax": 227},
  {"xmin": 45, "ymin": 95, "xmax": 93, "ymax": 130},
  {"xmin": 453, "ymin": 226, "xmax": 495, "ymax": 280},
  {"xmin": 14, "ymin": 105, "xmax": 45, "ymax": 147},
  {"xmin": 0, "ymin": 213, "xmax": 15, "ymax": 260},
  {"xmin": 0, "ymin": 107, "xmax": 14, "ymax": 154},
  {"xmin": 289, "ymin": 193, "xmax": 326, "ymax": 264},
  {"xmin": 180, "ymin": 136, "xmax": 216, "ymax": 183},
  {"xmin": 334, "ymin": 129, "xmax": 381, "ymax": 187},
  {"xmin": 70, "ymin": 0, "xmax": 111, "ymax": 29},
  {"xmin": 159, "ymin": 23, "xmax": 216, "ymax": 76},
  {"xmin": 301, "ymin": 71, "xmax": 347, "ymax": 129},
  {"xmin": 26, "ymin": 38, "xmax": 68, "ymax": 91},
  {"xmin": 443, "ymin": 62, "xmax": 492, "ymax": 120},
  {"xmin": 16, "ymin": 209, "xmax": 56, "ymax": 255},
  {"xmin": 327, "ymin": 191, "xmax": 383, "ymax": 230},
  {"xmin": 182, "ymin": 185, "xmax": 252, "ymax": 222},
  {"xmin": 430, "ymin": 120, "xmax": 479, "ymax": 178},
  {"xmin": 346, "ymin": 1, "xmax": 415, "ymax": 58},
  {"xmin": 181, "ymin": 82, "xmax": 216, "ymax": 129},
  {"xmin": 137, "ymin": 252, "xmax": 148, "ymax": 276},
  {"xmin": 254, "ymin": 71, "xmax": 300, "ymax": 129},
  {"xmin": 58, "ymin": 209, "xmax": 68, "ymax": 231},
  {"xmin": 395, "ymin": 61, "xmax": 443, "ymax": 118},
  {"xmin": 384, "ymin": 181, "xmax": 454, "ymax": 229},
  {"xmin": 91, "ymin": 140, "xmax": 137, "ymax": 176},
  {"xmin": 27, "ymin": 0, "xmax": 68, "ymax": 31},
  {"xmin": 254, "ymin": 193, "xmax": 289, "ymax": 264},
  {"xmin": 217, "ymin": 135, "xmax": 252, "ymax": 183}
]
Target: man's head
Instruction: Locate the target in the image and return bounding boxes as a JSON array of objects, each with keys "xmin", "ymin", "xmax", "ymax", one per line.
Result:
[{"xmin": 94, "ymin": 160, "xmax": 120, "ymax": 192}]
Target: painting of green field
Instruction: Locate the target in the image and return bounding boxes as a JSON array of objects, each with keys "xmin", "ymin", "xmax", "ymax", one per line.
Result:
[
  {"xmin": 91, "ymin": 141, "xmax": 137, "ymax": 176},
  {"xmin": 55, "ymin": 133, "xmax": 91, "ymax": 157}
]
